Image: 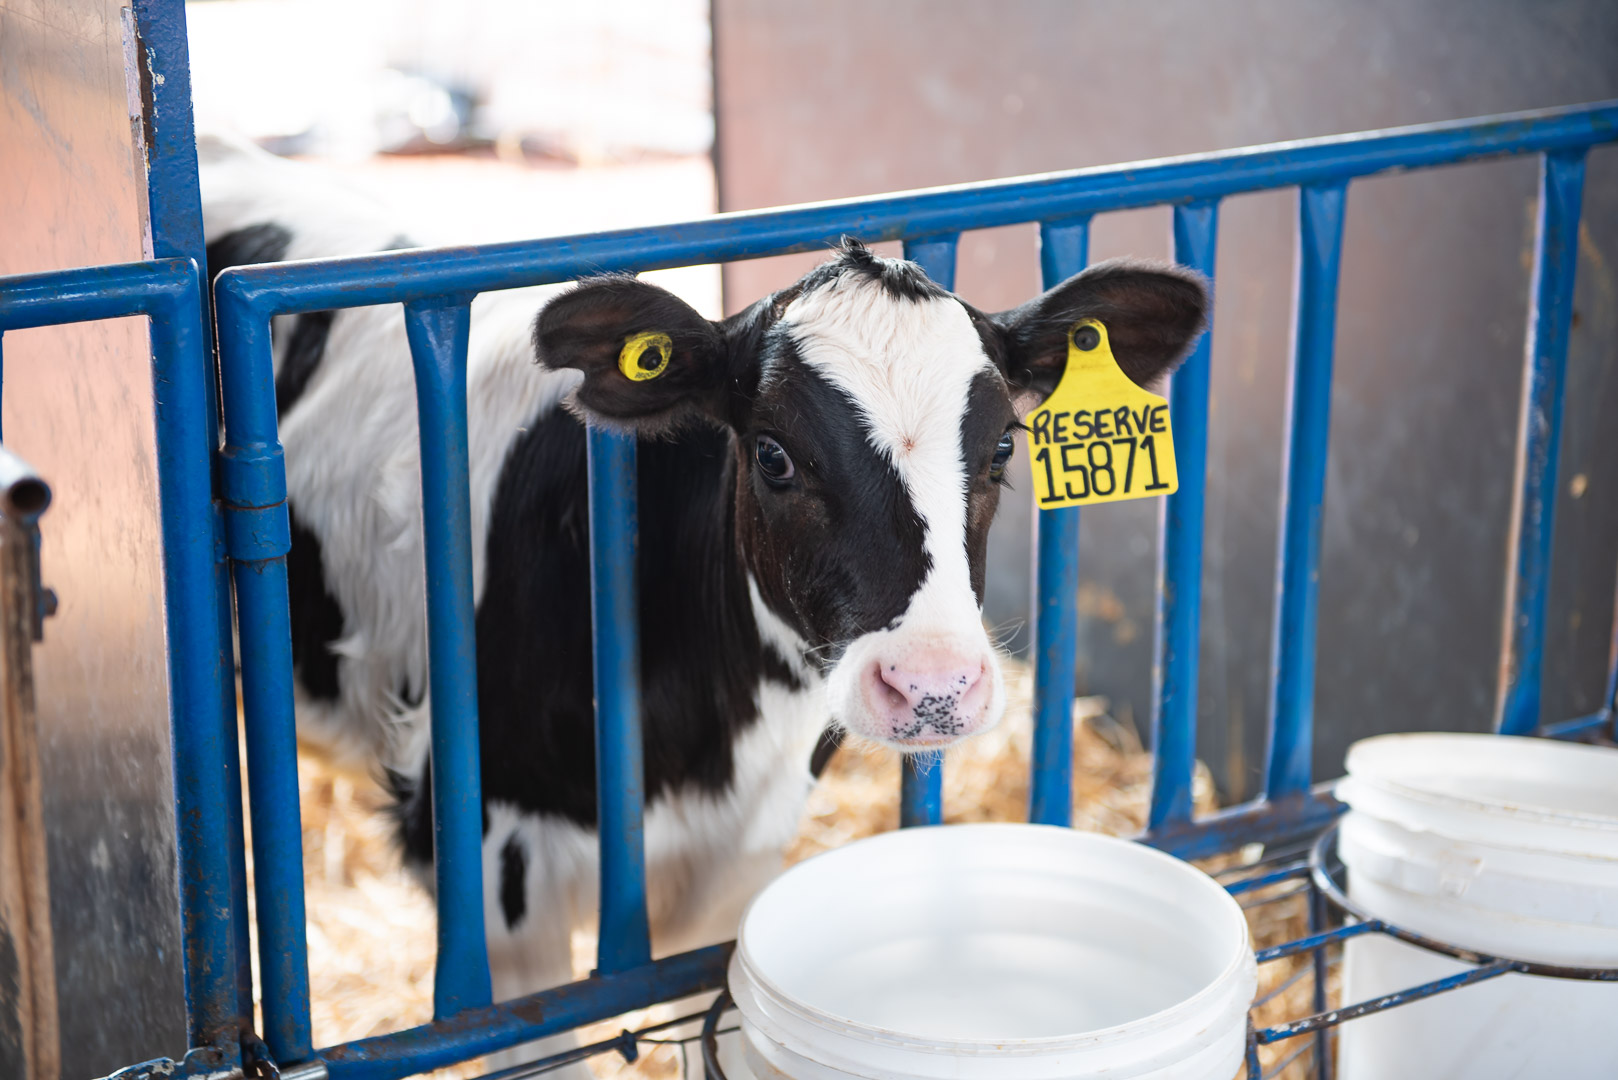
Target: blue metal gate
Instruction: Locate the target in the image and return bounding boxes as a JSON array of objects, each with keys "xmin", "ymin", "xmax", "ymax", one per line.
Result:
[{"xmin": 0, "ymin": 75, "xmax": 1614, "ymax": 1080}]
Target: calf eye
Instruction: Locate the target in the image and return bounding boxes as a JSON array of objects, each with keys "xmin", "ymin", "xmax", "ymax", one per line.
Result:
[
  {"xmin": 989, "ymin": 431, "xmax": 1015, "ymax": 482},
  {"xmin": 756, "ymin": 435, "xmax": 795, "ymax": 486}
]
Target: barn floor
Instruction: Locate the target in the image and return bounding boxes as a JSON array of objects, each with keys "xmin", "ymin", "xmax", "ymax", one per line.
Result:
[{"xmin": 261, "ymin": 658, "xmax": 1327, "ymax": 1080}]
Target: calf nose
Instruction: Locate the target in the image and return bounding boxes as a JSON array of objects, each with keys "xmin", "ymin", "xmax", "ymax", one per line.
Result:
[{"xmin": 864, "ymin": 651, "xmax": 992, "ymax": 745}]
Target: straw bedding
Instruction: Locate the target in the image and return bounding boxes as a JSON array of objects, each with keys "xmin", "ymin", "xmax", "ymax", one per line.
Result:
[{"xmin": 272, "ymin": 659, "xmax": 1326, "ymax": 1080}]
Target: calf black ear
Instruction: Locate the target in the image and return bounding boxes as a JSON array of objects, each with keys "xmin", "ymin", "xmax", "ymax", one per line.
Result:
[
  {"xmin": 534, "ymin": 275, "xmax": 732, "ymax": 432},
  {"xmin": 992, "ymin": 258, "xmax": 1209, "ymax": 413}
]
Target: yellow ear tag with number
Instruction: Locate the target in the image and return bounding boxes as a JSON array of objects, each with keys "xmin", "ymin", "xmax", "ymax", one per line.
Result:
[
  {"xmin": 619, "ymin": 331, "xmax": 673, "ymax": 381},
  {"xmin": 1026, "ymin": 319, "xmax": 1177, "ymax": 508}
]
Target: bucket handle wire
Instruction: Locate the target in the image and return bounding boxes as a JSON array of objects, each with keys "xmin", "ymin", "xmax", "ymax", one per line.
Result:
[{"xmin": 700, "ymin": 991, "xmax": 733, "ymax": 1078}]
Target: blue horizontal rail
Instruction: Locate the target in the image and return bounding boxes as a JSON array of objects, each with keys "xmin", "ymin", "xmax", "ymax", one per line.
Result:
[
  {"xmin": 215, "ymin": 101, "xmax": 1617, "ymax": 315},
  {"xmin": 197, "ymin": 98, "xmax": 1618, "ymax": 1077},
  {"xmin": 319, "ymin": 945, "xmax": 729, "ymax": 1080}
]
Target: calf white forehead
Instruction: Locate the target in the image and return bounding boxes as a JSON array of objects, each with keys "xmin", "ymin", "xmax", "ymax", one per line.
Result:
[{"xmin": 781, "ymin": 274, "xmax": 998, "ymax": 624}]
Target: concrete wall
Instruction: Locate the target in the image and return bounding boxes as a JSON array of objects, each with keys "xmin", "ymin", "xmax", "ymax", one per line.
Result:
[{"xmin": 713, "ymin": 0, "xmax": 1618, "ymax": 800}]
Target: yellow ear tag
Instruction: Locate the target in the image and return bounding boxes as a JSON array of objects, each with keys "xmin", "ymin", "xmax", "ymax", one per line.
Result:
[
  {"xmin": 619, "ymin": 331, "xmax": 673, "ymax": 382},
  {"xmin": 1026, "ymin": 319, "xmax": 1178, "ymax": 508}
]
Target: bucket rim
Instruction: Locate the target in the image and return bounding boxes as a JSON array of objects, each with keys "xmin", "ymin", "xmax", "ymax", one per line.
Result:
[
  {"xmin": 731, "ymin": 823, "xmax": 1255, "ymax": 1059},
  {"xmin": 1343, "ymin": 732, "xmax": 1618, "ymax": 831}
]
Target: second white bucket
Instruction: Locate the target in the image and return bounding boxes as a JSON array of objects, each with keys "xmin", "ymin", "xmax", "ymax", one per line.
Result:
[
  {"xmin": 727, "ymin": 823, "xmax": 1255, "ymax": 1080},
  {"xmin": 1337, "ymin": 732, "xmax": 1618, "ymax": 1080}
]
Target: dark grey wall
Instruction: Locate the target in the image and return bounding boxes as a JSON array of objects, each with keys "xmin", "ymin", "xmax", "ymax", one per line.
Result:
[{"xmin": 713, "ymin": 0, "xmax": 1618, "ymax": 800}]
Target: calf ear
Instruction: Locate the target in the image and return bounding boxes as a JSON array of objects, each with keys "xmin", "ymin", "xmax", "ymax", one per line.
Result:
[
  {"xmin": 534, "ymin": 275, "xmax": 732, "ymax": 432},
  {"xmin": 992, "ymin": 258, "xmax": 1209, "ymax": 413}
]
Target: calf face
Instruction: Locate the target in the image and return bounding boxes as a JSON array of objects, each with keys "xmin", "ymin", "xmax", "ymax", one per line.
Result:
[{"xmin": 536, "ymin": 241, "xmax": 1205, "ymax": 750}]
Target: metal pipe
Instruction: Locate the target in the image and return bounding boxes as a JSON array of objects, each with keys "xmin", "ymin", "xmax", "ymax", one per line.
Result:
[
  {"xmin": 898, "ymin": 755, "xmax": 944, "ymax": 830},
  {"xmin": 0, "ymin": 446, "xmax": 52, "ymax": 524},
  {"xmin": 1496, "ymin": 149, "xmax": 1588, "ymax": 736},
  {"xmin": 402, "ymin": 297, "xmax": 495, "ymax": 1014},
  {"xmin": 233, "ymin": 561, "xmax": 313, "ymax": 1059},
  {"xmin": 128, "ymin": 1, "xmax": 259, "ymax": 1022},
  {"xmin": 1265, "ymin": 181, "xmax": 1348, "ymax": 801},
  {"xmin": 897, "ymin": 234, "xmax": 960, "ymax": 829},
  {"xmin": 0, "ymin": 458, "xmax": 59, "ymax": 1080},
  {"xmin": 318, "ymin": 944, "xmax": 730, "ymax": 1080},
  {"xmin": 1144, "ymin": 787, "xmax": 1343, "ymax": 861},
  {"xmin": 1253, "ymin": 961, "xmax": 1519, "ymax": 1045},
  {"xmin": 148, "ymin": 270, "xmax": 252, "ymax": 1053},
  {"xmin": 211, "ymin": 102, "xmax": 1618, "ymax": 318},
  {"xmin": 586, "ymin": 423, "xmax": 653, "ymax": 973},
  {"xmin": 1541, "ymin": 710, "xmax": 1611, "ymax": 739},
  {"xmin": 214, "ymin": 280, "xmax": 313, "ymax": 1060},
  {"xmin": 1308, "ymin": 871, "xmax": 1333, "ymax": 1080},
  {"xmin": 1028, "ymin": 218, "xmax": 1090, "ymax": 828},
  {"xmin": 1149, "ymin": 200, "xmax": 1218, "ymax": 830}
]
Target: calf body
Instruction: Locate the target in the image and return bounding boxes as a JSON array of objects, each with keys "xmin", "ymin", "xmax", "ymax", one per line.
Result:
[{"xmin": 199, "ymin": 137, "xmax": 1206, "ymax": 1062}]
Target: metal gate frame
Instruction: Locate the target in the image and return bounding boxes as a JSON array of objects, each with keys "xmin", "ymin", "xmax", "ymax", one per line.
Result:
[
  {"xmin": 207, "ymin": 99, "xmax": 1616, "ymax": 1079},
  {"xmin": 0, "ymin": 3, "xmax": 1613, "ymax": 1072}
]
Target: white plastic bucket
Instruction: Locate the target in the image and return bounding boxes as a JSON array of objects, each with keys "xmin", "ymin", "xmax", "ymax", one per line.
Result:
[
  {"xmin": 1337, "ymin": 732, "xmax": 1618, "ymax": 1080},
  {"xmin": 726, "ymin": 823, "xmax": 1255, "ymax": 1080}
]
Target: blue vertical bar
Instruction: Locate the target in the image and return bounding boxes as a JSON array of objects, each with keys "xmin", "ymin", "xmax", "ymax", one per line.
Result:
[
  {"xmin": 898, "ymin": 757, "xmax": 944, "ymax": 829},
  {"xmin": 219, "ymin": 572, "xmax": 255, "ymax": 1026},
  {"xmin": 1497, "ymin": 149, "xmax": 1588, "ymax": 736},
  {"xmin": 1265, "ymin": 182, "xmax": 1347, "ymax": 800},
  {"xmin": 133, "ymin": 0, "xmax": 254, "ymax": 1041},
  {"xmin": 587, "ymin": 425, "xmax": 653, "ymax": 972},
  {"xmin": 1308, "ymin": 886, "xmax": 1334, "ymax": 1080},
  {"xmin": 234, "ymin": 558, "xmax": 313, "ymax": 1062},
  {"xmin": 903, "ymin": 234, "xmax": 959, "ymax": 290},
  {"xmin": 1149, "ymin": 202, "xmax": 1219, "ymax": 830},
  {"xmin": 147, "ymin": 263, "xmax": 244, "ymax": 1049},
  {"xmin": 215, "ymin": 306, "xmax": 313, "ymax": 1062},
  {"xmin": 130, "ymin": 0, "xmax": 210, "ymax": 267},
  {"xmin": 1029, "ymin": 218, "xmax": 1089, "ymax": 827},
  {"xmin": 402, "ymin": 298, "xmax": 494, "ymax": 1015},
  {"xmin": 898, "ymin": 234, "xmax": 960, "ymax": 828}
]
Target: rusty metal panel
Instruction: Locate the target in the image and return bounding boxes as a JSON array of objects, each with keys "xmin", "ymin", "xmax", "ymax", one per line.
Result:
[
  {"xmin": 0, "ymin": 0, "xmax": 188, "ymax": 1072},
  {"xmin": 713, "ymin": 0, "xmax": 1618, "ymax": 800}
]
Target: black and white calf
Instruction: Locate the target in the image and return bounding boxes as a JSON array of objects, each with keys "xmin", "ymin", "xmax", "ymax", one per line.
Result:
[{"xmin": 200, "ymin": 137, "xmax": 1207, "ymax": 1053}]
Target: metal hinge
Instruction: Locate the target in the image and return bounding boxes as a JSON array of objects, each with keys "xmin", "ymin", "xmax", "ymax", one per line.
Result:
[
  {"xmin": 96, "ymin": 1037, "xmax": 330, "ymax": 1080},
  {"xmin": 97, "ymin": 1046, "xmax": 240, "ymax": 1080},
  {"xmin": 241, "ymin": 1035, "xmax": 329, "ymax": 1080}
]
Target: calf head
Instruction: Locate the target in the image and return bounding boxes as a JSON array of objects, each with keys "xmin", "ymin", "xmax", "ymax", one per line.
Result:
[{"xmin": 535, "ymin": 240, "xmax": 1206, "ymax": 751}]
